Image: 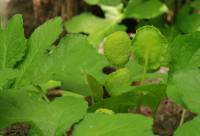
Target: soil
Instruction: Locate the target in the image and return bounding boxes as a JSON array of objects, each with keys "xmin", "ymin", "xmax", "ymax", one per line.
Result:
[
  {"xmin": 153, "ymin": 99, "xmax": 197, "ymax": 136},
  {"xmin": 46, "ymin": 88, "xmax": 63, "ymax": 101},
  {"xmin": 1, "ymin": 123, "xmax": 30, "ymax": 136},
  {"xmin": 102, "ymin": 66, "xmax": 117, "ymax": 75}
]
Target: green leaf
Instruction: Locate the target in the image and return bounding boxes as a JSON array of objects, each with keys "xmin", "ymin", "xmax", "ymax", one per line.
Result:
[
  {"xmin": 176, "ymin": 4, "xmax": 200, "ymax": 33},
  {"xmin": 125, "ymin": 61, "xmax": 145, "ymax": 81},
  {"xmin": 0, "ymin": 14, "xmax": 26, "ymax": 69},
  {"xmin": 104, "ymin": 31, "xmax": 131, "ymax": 67},
  {"xmin": 62, "ymin": 91, "xmax": 84, "ymax": 99},
  {"xmin": 14, "ymin": 17, "xmax": 63, "ymax": 88},
  {"xmin": 193, "ymin": 0, "xmax": 200, "ymax": 10},
  {"xmin": 137, "ymin": 17, "xmax": 180, "ymax": 42},
  {"xmin": 84, "ymin": 0, "xmax": 122, "ymax": 6},
  {"xmin": 84, "ymin": 0, "xmax": 99, "ymax": 5},
  {"xmin": 86, "ymin": 74, "xmax": 104, "ymax": 102},
  {"xmin": 105, "ymin": 68, "xmax": 132, "ymax": 96},
  {"xmin": 95, "ymin": 108, "xmax": 114, "ymax": 114},
  {"xmin": 65, "ymin": 13, "xmax": 106, "ymax": 34},
  {"xmin": 132, "ymin": 25, "xmax": 168, "ymax": 70},
  {"xmin": 100, "ymin": 4, "xmax": 124, "ymax": 21},
  {"xmin": 167, "ymin": 69, "xmax": 200, "ymax": 114},
  {"xmin": 132, "ymin": 84, "xmax": 167, "ymax": 112},
  {"xmin": 90, "ymin": 84, "xmax": 166, "ymax": 113},
  {"xmin": 52, "ymin": 34, "xmax": 108, "ymax": 96},
  {"xmin": 174, "ymin": 117, "xmax": 200, "ymax": 136},
  {"xmin": 126, "ymin": 60, "xmax": 168, "ymax": 84},
  {"xmin": 73, "ymin": 113, "xmax": 154, "ymax": 136},
  {"xmin": 0, "ymin": 69, "xmax": 18, "ymax": 89},
  {"xmin": 39, "ymin": 80, "xmax": 61, "ymax": 92},
  {"xmin": 125, "ymin": 0, "xmax": 168, "ymax": 19},
  {"xmin": 89, "ymin": 92, "xmax": 141, "ymax": 113},
  {"xmin": 65, "ymin": 13, "xmax": 126, "ymax": 46},
  {"xmin": 99, "ymin": 0, "xmax": 123, "ymax": 6},
  {"xmin": 169, "ymin": 32, "xmax": 200, "ymax": 72},
  {"xmin": 0, "ymin": 89, "xmax": 88, "ymax": 136}
]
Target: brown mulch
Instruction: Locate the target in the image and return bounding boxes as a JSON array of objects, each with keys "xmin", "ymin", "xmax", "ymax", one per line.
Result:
[
  {"xmin": 153, "ymin": 99, "xmax": 197, "ymax": 136},
  {"xmin": 1, "ymin": 123, "xmax": 30, "ymax": 136}
]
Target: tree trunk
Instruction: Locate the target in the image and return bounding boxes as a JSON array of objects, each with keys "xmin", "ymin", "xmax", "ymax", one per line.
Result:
[{"xmin": 7, "ymin": 0, "xmax": 87, "ymax": 36}]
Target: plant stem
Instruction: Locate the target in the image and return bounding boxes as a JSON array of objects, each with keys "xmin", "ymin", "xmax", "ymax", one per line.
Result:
[
  {"xmin": 43, "ymin": 94, "xmax": 50, "ymax": 103},
  {"xmin": 141, "ymin": 55, "xmax": 148, "ymax": 85},
  {"xmin": 34, "ymin": 85, "xmax": 50, "ymax": 103},
  {"xmin": 179, "ymin": 109, "xmax": 186, "ymax": 127}
]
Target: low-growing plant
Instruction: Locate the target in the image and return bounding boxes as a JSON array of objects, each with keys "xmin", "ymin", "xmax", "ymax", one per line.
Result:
[
  {"xmin": 66, "ymin": 0, "xmax": 200, "ymax": 46},
  {"xmin": 0, "ymin": 0, "xmax": 200, "ymax": 135}
]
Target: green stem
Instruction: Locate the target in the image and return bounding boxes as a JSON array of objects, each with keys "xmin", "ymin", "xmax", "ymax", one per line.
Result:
[
  {"xmin": 43, "ymin": 94, "xmax": 50, "ymax": 103},
  {"xmin": 141, "ymin": 55, "xmax": 148, "ymax": 85},
  {"xmin": 34, "ymin": 85, "xmax": 50, "ymax": 103},
  {"xmin": 179, "ymin": 109, "xmax": 186, "ymax": 127}
]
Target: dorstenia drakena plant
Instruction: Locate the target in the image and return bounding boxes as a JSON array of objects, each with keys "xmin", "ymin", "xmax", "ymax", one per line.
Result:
[{"xmin": 0, "ymin": 0, "xmax": 200, "ymax": 135}]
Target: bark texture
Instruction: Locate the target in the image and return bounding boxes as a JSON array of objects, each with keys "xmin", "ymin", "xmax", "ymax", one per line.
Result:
[{"xmin": 7, "ymin": 0, "xmax": 87, "ymax": 36}]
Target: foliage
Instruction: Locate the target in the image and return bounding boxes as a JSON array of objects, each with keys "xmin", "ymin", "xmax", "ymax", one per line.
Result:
[
  {"xmin": 104, "ymin": 31, "xmax": 131, "ymax": 67},
  {"xmin": 0, "ymin": 89, "xmax": 87, "ymax": 136},
  {"xmin": 0, "ymin": 0, "xmax": 200, "ymax": 135},
  {"xmin": 132, "ymin": 26, "xmax": 168, "ymax": 71},
  {"xmin": 124, "ymin": 0, "xmax": 168, "ymax": 19},
  {"xmin": 73, "ymin": 113, "xmax": 154, "ymax": 136}
]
